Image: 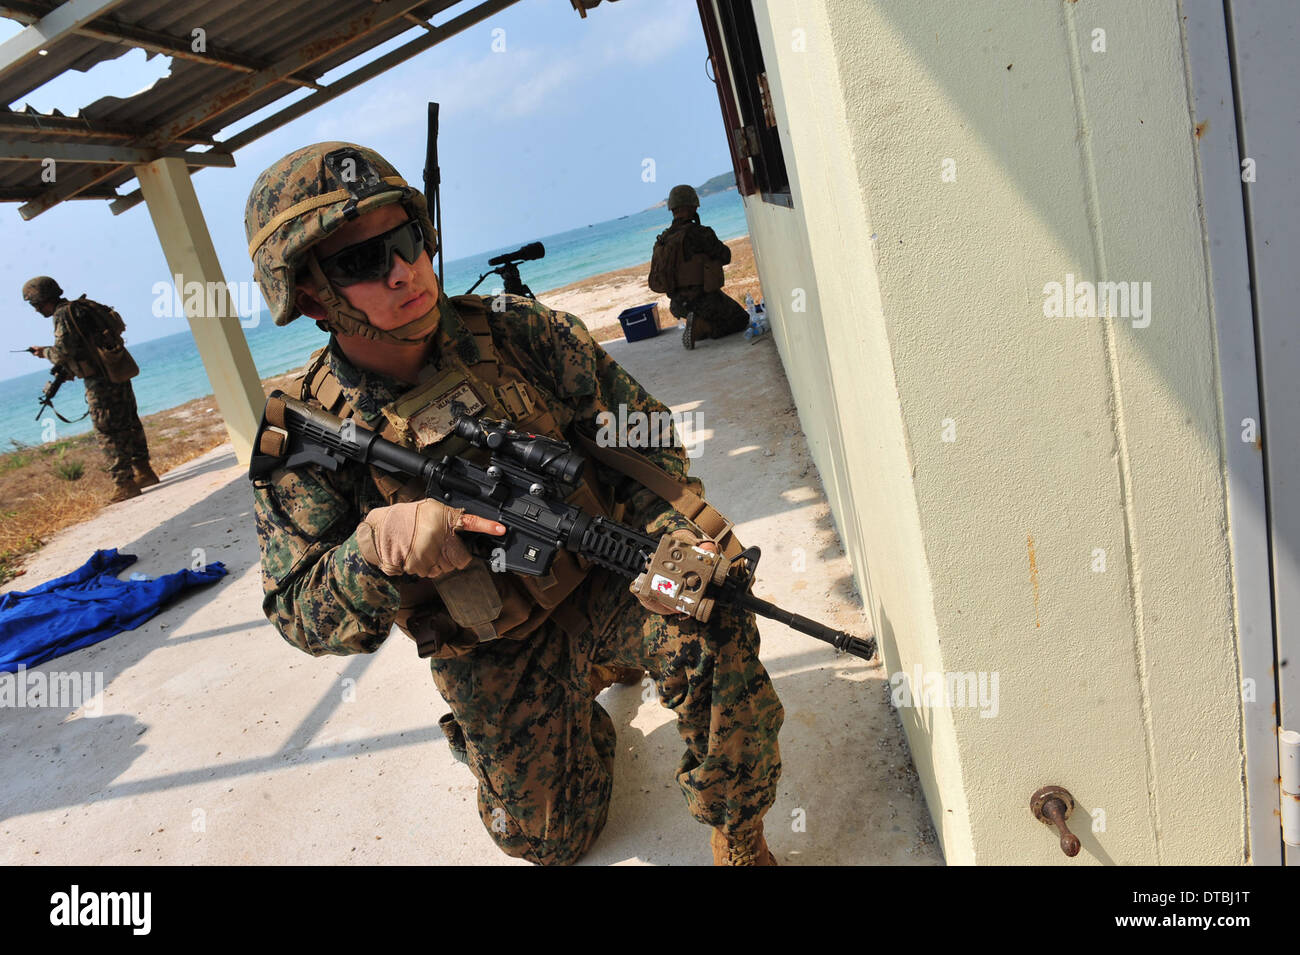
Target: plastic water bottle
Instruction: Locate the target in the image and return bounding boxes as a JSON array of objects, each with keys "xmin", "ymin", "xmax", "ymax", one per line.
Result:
[
  {"xmin": 743, "ymin": 295, "xmax": 761, "ymax": 341},
  {"xmin": 744, "ymin": 296, "xmax": 768, "ymax": 342}
]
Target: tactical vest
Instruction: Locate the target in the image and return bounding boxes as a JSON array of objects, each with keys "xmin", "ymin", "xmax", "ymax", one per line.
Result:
[
  {"xmin": 296, "ymin": 294, "xmax": 742, "ymax": 660},
  {"xmin": 649, "ymin": 226, "xmax": 725, "ymax": 296},
  {"xmin": 295, "ymin": 295, "xmax": 603, "ymax": 658}
]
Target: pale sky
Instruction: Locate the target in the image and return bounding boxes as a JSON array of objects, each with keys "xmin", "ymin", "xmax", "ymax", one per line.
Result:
[{"xmin": 0, "ymin": 0, "xmax": 734, "ymax": 379}]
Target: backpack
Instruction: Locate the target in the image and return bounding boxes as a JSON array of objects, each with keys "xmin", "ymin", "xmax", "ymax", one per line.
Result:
[
  {"xmin": 648, "ymin": 227, "xmax": 687, "ymax": 294},
  {"xmin": 70, "ymin": 296, "xmax": 138, "ymax": 383}
]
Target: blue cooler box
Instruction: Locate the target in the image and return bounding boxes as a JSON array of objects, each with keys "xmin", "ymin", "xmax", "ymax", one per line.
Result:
[{"xmin": 618, "ymin": 303, "xmax": 662, "ymax": 342}]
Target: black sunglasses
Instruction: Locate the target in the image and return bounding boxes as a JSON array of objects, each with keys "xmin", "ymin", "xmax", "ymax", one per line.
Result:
[{"xmin": 317, "ymin": 218, "xmax": 431, "ymax": 286}]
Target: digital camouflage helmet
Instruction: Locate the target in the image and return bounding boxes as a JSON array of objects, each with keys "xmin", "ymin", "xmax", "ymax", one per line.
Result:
[
  {"xmin": 22, "ymin": 275, "xmax": 63, "ymax": 306},
  {"xmin": 244, "ymin": 142, "xmax": 440, "ymax": 344},
  {"xmin": 666, "ymin": 184, "xmax": 700, "ymax": 212}
]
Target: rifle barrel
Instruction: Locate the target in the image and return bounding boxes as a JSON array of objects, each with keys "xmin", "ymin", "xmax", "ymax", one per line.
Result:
[{"xmin": 739, "ymin": 591, "xmax": 876, "ymax": 660}]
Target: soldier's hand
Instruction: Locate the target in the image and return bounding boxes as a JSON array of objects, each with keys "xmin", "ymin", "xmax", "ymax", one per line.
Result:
[
  {"xmin": 28, "ymin": 346, "xmax": 46, "ymax": 358},
  {"xmin": 631, "ymin": 529, "xmax": 716, "ymax": 617},
  {"xmin": 355, "ymin": 499, "xmax": 506, "ymax": 579}
]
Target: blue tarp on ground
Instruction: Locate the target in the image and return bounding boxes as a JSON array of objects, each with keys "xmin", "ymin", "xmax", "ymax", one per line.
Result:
[{"xmin": 0, "ymin": 549, "xmax": 226, "ymax": 673}]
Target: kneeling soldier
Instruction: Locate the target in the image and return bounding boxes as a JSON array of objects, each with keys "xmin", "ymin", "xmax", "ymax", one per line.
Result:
[
  {"xmin": 648, "ymin": 184, "xmax": 751, "ymax": 350},
  {"xmin": 245, "ymin": 143, "xmax": 784, "ymax": 865}
]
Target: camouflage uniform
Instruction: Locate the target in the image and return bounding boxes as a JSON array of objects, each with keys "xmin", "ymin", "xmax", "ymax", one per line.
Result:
[
  {"xmin": 658, "ymin": 220, "xmax": 750, "ymax": 340},
  {"xmin": 46, "ymin": 299, "xmax": 150, "ymax": 484},
  {"xmin": 252, "ymin": 293, "xmax": 784, "ymax": 865}
]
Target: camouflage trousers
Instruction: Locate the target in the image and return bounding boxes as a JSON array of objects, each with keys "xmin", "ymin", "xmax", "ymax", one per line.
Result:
[
  {"xmin": 84, "ymin": 376, "xmax": 150, "ymax": 484},
  {"xmin": 669, "ymin": 290, "xmax": 751, "ymax": 340},
  {"xmin": 427, "ymin": 571, "xmax": 784, "ymax": 865}
]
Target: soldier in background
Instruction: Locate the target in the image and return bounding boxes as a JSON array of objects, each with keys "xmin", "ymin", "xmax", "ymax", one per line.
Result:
[
  {"xmin": 22, "ymin": 276, "xmax": 157, "ymax": 503},
  {"xmin": 648, "ymin": 184, "xmax": 751, "ymax": 350}
]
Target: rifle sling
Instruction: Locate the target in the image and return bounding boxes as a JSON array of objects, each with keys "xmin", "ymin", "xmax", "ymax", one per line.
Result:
[
  {"xmin": 571, "ymin": 430, "xmax": 740, "ymax": 560},
  {"xmin": 47, "ymin": 403, "xmax": 90, "ymax": 424}
]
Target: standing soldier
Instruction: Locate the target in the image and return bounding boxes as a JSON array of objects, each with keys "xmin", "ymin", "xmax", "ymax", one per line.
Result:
[
  {"xmin": 648, "ymin": 184, "xmax": 751, "ymax": 350},
  {"xmin": 245, "ymin": 143, "xmax": 784, "ymax": 865},
  {"xmin": 22, "ymin": 276, "xmax": 157, "ymax": 502}
]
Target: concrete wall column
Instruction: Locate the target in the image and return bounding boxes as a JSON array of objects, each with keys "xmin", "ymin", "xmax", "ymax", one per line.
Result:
[{"xmin": 135, "ymin": 156, "xmax": 262, "ymax": 464}]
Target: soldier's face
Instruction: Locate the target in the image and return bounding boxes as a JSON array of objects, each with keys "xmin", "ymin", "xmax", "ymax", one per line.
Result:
[
  {"xmin": 32, "ymin": 301, "xmax": 56, "ymax": 317},
  {"xmin": 299, "ymin": 203, "xmax": 439, "ymax": 332}
]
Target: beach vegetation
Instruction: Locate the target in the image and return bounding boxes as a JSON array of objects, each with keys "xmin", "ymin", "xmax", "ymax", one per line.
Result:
[
  {"xmin": 0, "ymin": 451, "xmax": 31, "ymax": 472},
  {"xmin": 1, "ymin": 440, "xmax": 35, "ymax": 472},
  {"xmin": 38, "ymin": 440, "xmax": 76, "ymax": 457},
  {"xmin": 54, "ymin": 459, "xmax": 84, "ymax": 481}
]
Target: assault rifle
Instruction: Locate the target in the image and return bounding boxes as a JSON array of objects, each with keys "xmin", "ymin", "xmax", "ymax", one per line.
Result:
[
  {"xmin": 249, "ymin": 391, "xmax": 875, "ymax": 660},
  {"xmin": 35, "ymin": 366, "xmax": 86, "ymax": 423}
]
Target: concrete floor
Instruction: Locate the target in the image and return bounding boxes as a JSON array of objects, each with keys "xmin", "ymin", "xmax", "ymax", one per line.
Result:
[{"xmin": 0, "ymin": 324, "xmax": 941, "ymax": 865}]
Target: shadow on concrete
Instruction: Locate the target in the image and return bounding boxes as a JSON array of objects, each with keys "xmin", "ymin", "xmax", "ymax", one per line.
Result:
[
  {"xmin": 3, "ymin": 722, "xmax": 446, "ymax": 824},
  {"xmin": 602, "ymin": 331, "xmax": 834, "ymax": 529},
  {"xmin": 578, "ymin": 653, "xmax": 941, "ymax": 866}
]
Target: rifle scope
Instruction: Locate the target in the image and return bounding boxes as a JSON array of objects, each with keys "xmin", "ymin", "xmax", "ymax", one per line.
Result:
[{"xmin": 452, "ymin": 415, "xmax": 585, "ymax": 485}]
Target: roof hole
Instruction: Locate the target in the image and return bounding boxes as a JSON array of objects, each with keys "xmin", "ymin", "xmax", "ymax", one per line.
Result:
[{"xmin": 7, "ymin": 46, "xmax": 172, "ymax": 114}]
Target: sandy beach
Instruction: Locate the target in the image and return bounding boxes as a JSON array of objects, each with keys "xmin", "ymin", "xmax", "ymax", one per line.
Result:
[{"xmin": 0, "ymin": 237, "xmax": 760, "ymax": 581}]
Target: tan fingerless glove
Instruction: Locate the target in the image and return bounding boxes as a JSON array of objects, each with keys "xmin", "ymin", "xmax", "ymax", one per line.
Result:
[{"xmin": 355, "ymin": 499, "xmax": 474, "ymax": 579}]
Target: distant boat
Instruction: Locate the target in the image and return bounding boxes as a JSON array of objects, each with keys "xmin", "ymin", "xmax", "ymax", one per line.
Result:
[{"xmin": 618, "ymin": 214, "xmax": 629, "ymax": 220}]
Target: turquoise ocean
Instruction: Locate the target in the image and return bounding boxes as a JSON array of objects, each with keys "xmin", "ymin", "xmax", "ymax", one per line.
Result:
[{"xmin": 1, "ymin": 188, "xmax": 747, "ymax": 448}]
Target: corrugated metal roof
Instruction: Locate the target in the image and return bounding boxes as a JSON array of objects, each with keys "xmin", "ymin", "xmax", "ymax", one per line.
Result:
[{"xmin": 0, "ymin": 0, "xmax": 527, "ymax": 216}]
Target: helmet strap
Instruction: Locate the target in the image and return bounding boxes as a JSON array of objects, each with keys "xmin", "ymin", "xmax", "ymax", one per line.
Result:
[{"xmin": 303, "ymin": 252, "xmax": 441, "ymax": 346}]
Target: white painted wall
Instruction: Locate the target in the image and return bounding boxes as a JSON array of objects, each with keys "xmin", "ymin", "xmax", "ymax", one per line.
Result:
[{"xmin": 739, "ymin": 0, "xmax": 1245, "ymax": 863}]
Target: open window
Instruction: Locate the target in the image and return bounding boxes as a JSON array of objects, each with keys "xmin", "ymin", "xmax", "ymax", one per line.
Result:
[{"xmin": 697, "ymin": 0, "xmax": 793, "ymax": 207}]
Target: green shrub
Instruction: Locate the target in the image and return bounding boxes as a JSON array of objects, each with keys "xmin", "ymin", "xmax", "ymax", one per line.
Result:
[{"xmin": 39, "ymin": 440, "xmax": 73, "ymax": 457}]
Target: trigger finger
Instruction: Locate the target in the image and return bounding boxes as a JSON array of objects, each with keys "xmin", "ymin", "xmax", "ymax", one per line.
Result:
[{"xmin": 461, "ymin": 514, "xmax": 507, "ymax": 536}]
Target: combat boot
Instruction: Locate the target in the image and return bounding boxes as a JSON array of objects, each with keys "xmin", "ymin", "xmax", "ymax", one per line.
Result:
[
  {"xmin": 710, "ymin": 822, "xmax": 778, "ymax": 866},
  {"xmin": 589, "ymin": 664, "xmax": 644, "ymax": 696},
  {"xmin": 108, "ymin": 479, "xmax": 140, "ymax": 504},
  {"xmin": 437, "ymin": 713, "xmax": 469, "ymax": 766},
  {"xmin": 134, "ymin": 462, "xmax": 160, "ymax": 488},
  {"xmin": 681, "ymin": 313, "xmax": 696, "ymax": 350}
]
